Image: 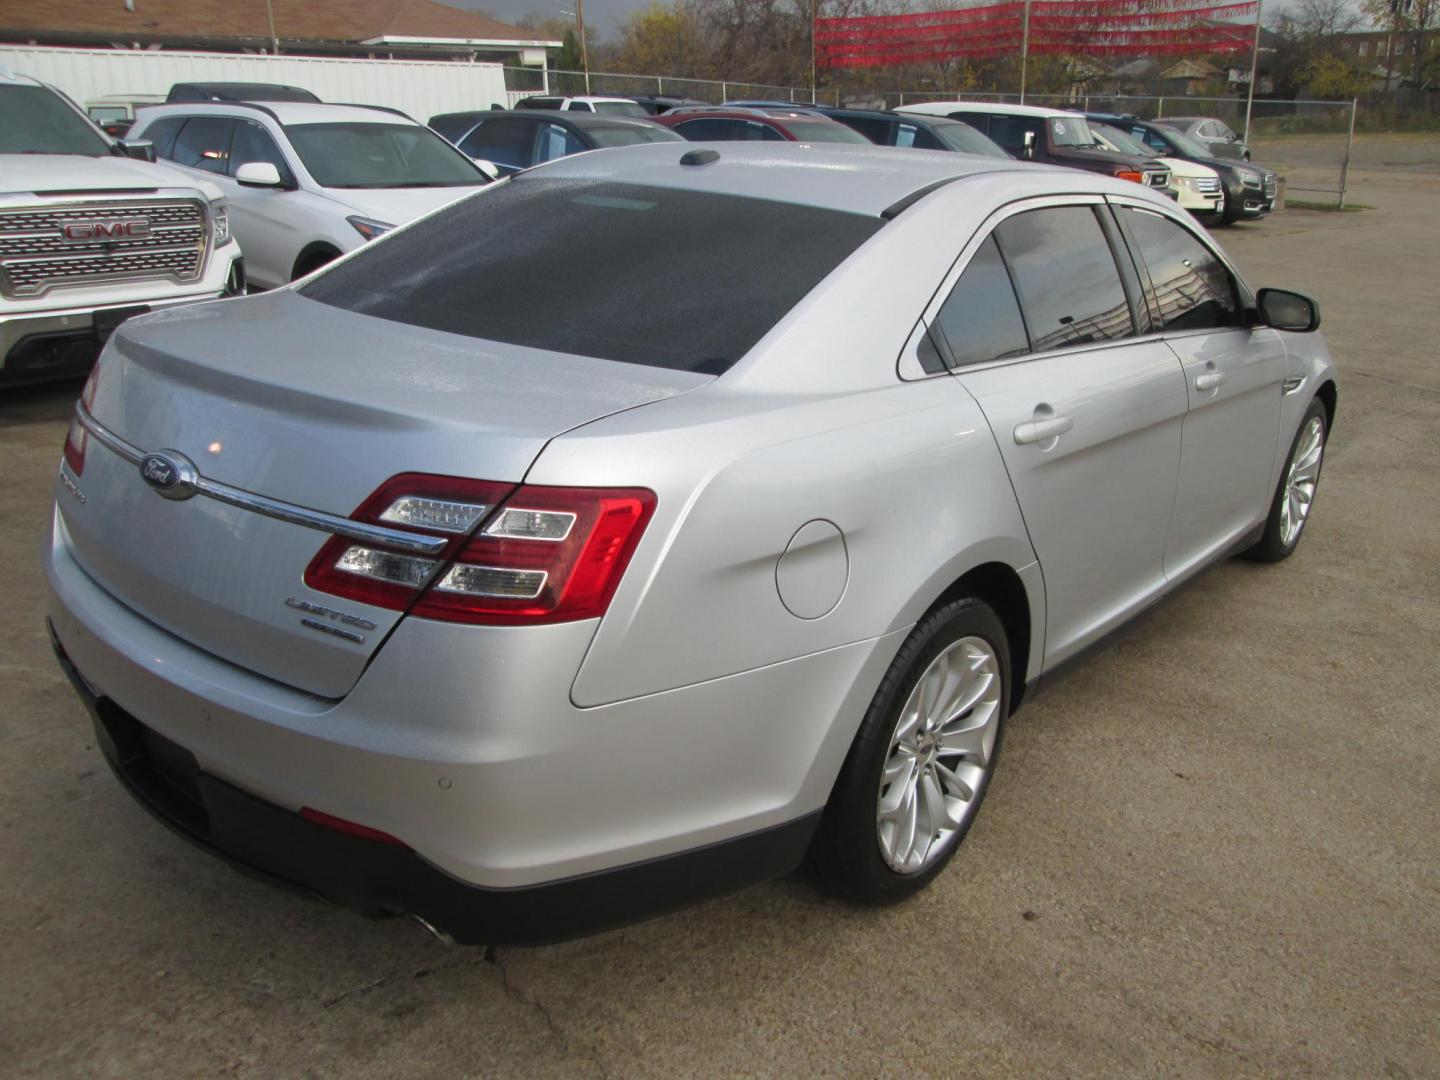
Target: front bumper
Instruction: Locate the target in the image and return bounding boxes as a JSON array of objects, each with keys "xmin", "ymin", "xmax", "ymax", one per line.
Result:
[
  {"xmin": 1, "ymin": 250, "xmax": 243, "ymax": 386},
  {"xmin": 51, "ymin": 621, "xmax": 816, "ymax": 945}
]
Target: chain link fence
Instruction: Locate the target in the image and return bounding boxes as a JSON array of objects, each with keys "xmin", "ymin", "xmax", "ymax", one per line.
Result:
[{"xmin": 502, "ymin": 68, "xmax": 1359, "ymax": 204}]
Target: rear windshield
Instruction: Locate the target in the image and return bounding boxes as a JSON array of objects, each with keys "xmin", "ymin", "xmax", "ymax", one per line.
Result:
[
  {"xmin": 592, "ymin": 101, "xmax": 648, "ymax": 117},
  {"xmin": 931, "ymin": 121, "xmax": 1010, "ymax": 158},
  {"xmin": 781, "ymin": 120, "xmax": 872, "ymax": 144},
  {"xmin": 586, "ymin": 124, "xmax": 682, "ymax": 147},
  {"xmin": 301, "ymin": 178, "xmax": 882, "ymax": 373}
]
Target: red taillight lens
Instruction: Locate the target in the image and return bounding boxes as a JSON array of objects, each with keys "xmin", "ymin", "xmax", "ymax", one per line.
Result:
[
  {"xmin": 414, "ymin": 485, "xmax": 656, "ymax": 625},
  {"xmin": 1115, "ymin": 169, "xmax": 1144, "ymax": 184},
  {"xmin": 62, "ymin": 365, "xmax": 101, "ymax": 476},
  {"xmin": 303, "ymin": 473, "xmax": 515, "ymax": 609},
  {"xmin": 302, "ymin": 474, "xmax": 657, "ymax": 626}
]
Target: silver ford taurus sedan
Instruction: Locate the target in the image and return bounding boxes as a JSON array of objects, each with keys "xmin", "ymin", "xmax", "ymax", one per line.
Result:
[{"xmin": 45, "ymin": 142, "xmax": 1336, "ymax": 944}]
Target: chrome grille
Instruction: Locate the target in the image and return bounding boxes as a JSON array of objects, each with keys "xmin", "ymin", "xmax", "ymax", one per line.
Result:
[
  {"xmin": 1263, "ymin": 175, "xmax": 1277, "ymax": 199},
  {"xmin": 1144, "ymin": 169, "xmax": 1171, "ymax": 188},
  {"xmin": 0, "ymin": 200, "xmax": 208, "ymax": 298},
  {"xmin": 1195, "ymin": 177, "xmax": 1222, "ymax": 194}
]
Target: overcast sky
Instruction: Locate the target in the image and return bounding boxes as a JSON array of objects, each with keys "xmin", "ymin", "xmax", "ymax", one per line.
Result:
[{"xmin": 452, "ymin": 0, "xmax": 646, "ymax": 37}]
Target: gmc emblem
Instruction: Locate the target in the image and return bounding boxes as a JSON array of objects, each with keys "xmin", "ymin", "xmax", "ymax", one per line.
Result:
[{"xmin": 62, "ymin": 219, "xmax": 152, "ymax": 241}]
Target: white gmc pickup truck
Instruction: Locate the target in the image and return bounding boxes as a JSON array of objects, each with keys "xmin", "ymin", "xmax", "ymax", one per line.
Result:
[{"xmin": 1, "ymin": 69, "xmax": 244, "ymax": 387}]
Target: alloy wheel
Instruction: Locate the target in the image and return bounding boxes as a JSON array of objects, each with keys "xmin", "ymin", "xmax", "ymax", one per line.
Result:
[
  {"xmin": 876, "ymin": 636, "xmax": 1002, "ymax": 873},
  {"xmin": 1279, "ymin": 415, "xmax": 1324, "ymax": 548}
]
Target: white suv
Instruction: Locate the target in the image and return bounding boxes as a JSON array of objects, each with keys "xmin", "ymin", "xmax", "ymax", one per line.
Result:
[
  {"xmin": 0, "ymin": 70, "xmax": 243, "ymax": 388},
  {"xmin": 514, "ymin": 95, "xmax": 650, "ymax": 117},
  {"xmin": 130, "ymin": 102, "xmax": 491, "ymax": 290}
]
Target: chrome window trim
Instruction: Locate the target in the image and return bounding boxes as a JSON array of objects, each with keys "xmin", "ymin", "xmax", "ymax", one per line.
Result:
[
  {"xmin": 900, "ymin": 193, "xmax": 1133, "ymax": 381},
  {"xmin": 74, "ymin": 404, "xmax": 449, "ymax": 556},
  {"xmin": 1105, "ymin": 193, "xmax": 1261, "ymax": 342}
]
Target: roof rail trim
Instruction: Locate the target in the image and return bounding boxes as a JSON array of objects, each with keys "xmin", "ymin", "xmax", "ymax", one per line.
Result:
[{"xmin": 881, "ymin": 175, "xmax": 965, "ymax": 220}]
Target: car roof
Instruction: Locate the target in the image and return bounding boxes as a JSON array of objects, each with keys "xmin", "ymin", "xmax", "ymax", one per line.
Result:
[
  {"xmin": 0, "ymin": 67, "xmax": 46, "ymax": 88},
  {"xmin": 431, "ymin": 109, "xmax": 667, "ymax": 132},
  {"xmin": 168, "ymin": 81, "xmax": 318, "ymax": 102},
  {"xmin": 1162, "ymin": 116, "xmax": 1212, "ymax": 123},
  {"xmin": 519, "ymin": 141, "xmax": 1031, "ymax": 216},
  {"xmin": 898, "ymin": 101, "xmax": 1075, "ymax": 119},
  {"xmin": 137, "ymin": 101, "xmax": 418, "ymax": 126}
]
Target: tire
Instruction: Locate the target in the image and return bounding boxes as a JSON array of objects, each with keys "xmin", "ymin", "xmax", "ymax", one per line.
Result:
[
  {"xmin": 1244, "ymin": 399, "xmax": 1328, "ymax": 563},
  {"xmin": 291, "ymin": 247, "xmax": 340, "ymax": 282},
  {"xmin": 808, "ymin": 597, "xmax": 1010, "ymax": 905}
]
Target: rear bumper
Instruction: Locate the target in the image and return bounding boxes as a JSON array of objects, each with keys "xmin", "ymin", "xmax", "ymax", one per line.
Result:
[
  {"xmin": 51, "ymin": 621, "xmax": 816, "ymax": 945},
  {"xmin": 45, "ymin": 501, "xmax": 901, "ymax": 941},
  {"xmin": 1, "ymin": 254, "xmax": 244, "ymax": 385}
]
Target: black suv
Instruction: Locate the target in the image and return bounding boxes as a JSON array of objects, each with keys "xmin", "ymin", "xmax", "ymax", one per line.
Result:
[
  {"xmin": 898, "ymin": 103, "xmax": 1172, "ymax": 193},
  {"xmin": 1084, "ymin": 113, "xmax": 1278, "ymax": 224},
  {"xmin": 429, "ymin": 109, "xmax": 681, "ymax": 176}
]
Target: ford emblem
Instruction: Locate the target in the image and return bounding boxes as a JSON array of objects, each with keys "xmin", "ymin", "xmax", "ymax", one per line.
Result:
[{"xmin": 139, "ymin": 451, "xmax": 198, "ymax": 501}]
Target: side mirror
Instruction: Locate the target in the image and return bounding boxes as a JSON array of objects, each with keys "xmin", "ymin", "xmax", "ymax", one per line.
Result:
[
  {"xmin": 118, "ymin": 139, "xmax": 156, "ymax": 163},
  {"xmin": 471, "ymin": 158, "xmax": 501, "ymax": 181},
  {"xmin": 1022, "ymin": 130, "xmax": 1036, "ymax": 160},
  {"xmin": 236, "ymin": 161, "xmax": 284, "ymax": 188},
  {"xmin": 1255, "ymin": 288, "xmax": 1320, "ymax": 333}
]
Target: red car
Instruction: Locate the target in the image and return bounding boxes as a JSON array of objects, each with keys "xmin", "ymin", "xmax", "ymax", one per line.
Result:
[{"xmin": 652, "ymin": 107, "xmax": 872, "ymax": 145}]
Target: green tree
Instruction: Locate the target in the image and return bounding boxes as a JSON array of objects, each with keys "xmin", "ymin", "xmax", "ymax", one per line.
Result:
[{"xmin": 1301, "ymin": 52, "xmax": 1371, "ymax": 95}]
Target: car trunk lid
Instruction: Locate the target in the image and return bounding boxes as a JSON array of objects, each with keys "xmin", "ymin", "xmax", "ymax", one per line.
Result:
[{"xmin": 58, "ymin": 289, "xmax": 705, "ymax": 698}]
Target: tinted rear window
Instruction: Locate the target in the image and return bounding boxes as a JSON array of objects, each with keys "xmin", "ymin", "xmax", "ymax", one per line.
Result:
[{"xmin": 302, "ymin": 178, "xmax": 882, "ymax": 374}]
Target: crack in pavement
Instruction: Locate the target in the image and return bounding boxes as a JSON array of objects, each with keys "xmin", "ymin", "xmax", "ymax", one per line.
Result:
[{"xmin": 487, "ymin": 948, "xmax": 609, "ymax": 1079}]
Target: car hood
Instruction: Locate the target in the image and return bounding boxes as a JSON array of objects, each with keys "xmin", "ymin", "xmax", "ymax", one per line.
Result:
[
  {"xmin": 1063, "ymin": 146, "xmax": 1166, "ymax": 170},
  {"xmin": 1159, "ymin": 156, "xmax": 1217, "ymax": 180},
  {"xmin": 0, "ymin": 153, "xmax": 223, "ymax": 200},
  {"xmin": 319, "ymin": 184, "xmax": 490, "ymax": 226}
]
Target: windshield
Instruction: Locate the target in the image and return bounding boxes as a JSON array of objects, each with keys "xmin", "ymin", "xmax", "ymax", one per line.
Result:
[
  {"xmin": 0, "ymin": 85, "xmax": 112, "ymax": 156},
  {"xmin": 1094, "ymin": 124, "xmax": 1153, "ymax": 158},
  {"xmin": 592, "ymin": 101, "xmax": 648, "ymax": 117},
  {"xmin": 1157, "ymin": 126, "xmax": 1214, "ymax": 158},
  {"xmin": 1046, "ymin": 115, "xmax": 1093, "ymax": 147},
  {"xmin": 301, "ymin": 178, "xmax": 883, "ymax": 373},
  {"xmin": 586, "ymin": 125, "xmax": 683, "ymax": 148},
  {"xmin": 932, "ymin": 121, "xmax": 1010, "ymax": 158},
  {"xmin": 782, "ymin": 119, "xmax": 871, "ymax": 144},
  {"xmin": 287, "ymin": 122, "xmax": 484, "ymax": 187}
]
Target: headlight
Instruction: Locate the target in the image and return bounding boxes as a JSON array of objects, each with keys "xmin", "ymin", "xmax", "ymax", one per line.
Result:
[
  {"xmin": 1240, "ymin": 170, "xmax": 1262, "ymax": 188},
  {"xmin": 210, "ymin": 200, "xmax": 230, "ymax": 246},
  {"xmin": 348, "ymin": 216, "xmax": 394, "ymax": 242},
  {"xmin": 1177, "ymin": 176, "xmax": 1197, "ymax": 189}
]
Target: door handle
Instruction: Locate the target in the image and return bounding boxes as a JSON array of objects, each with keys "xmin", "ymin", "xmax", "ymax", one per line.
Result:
[
  {"xmin": 1195, "ymin": 372, "xmax": 1225, "ymax": 392},
  {"xmin": 1013, "ymin": 415, "xmax": 1073, "ymax": 446}
]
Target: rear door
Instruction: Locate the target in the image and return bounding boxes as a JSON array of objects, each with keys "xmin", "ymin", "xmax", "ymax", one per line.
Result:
[
  {"xmin": 1111, "ymin": 201, "xmax": 1285, "ymax": 577},
  {"xmin": 931, "ymin": 199, "xmax": 1189, "ymax": 665}
]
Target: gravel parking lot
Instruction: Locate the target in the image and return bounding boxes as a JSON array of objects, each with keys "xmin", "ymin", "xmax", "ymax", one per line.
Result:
[{"xmin": 3, "ymin": 136, "xmax": 1438, "ymax": 1078}]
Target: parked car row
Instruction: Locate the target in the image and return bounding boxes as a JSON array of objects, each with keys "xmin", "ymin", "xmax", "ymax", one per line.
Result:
[{"xmin": 4, "ymin": 67, "xmax": 1284, "ymax": 391}]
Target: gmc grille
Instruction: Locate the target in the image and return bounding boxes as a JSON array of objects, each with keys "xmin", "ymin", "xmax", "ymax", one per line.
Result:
[
  {"xmin": 0, "ymin": 200, "xmax": 208, "ymax": 298},
  {"xmin": 1144, "ymin": 169, "xmax": 1171, "ymax": 189}
]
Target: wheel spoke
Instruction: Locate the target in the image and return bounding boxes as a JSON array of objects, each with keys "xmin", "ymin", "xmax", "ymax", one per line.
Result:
[{"xmin": 874, "ymin": 635, "xmax": 1004, "ymax": 873}]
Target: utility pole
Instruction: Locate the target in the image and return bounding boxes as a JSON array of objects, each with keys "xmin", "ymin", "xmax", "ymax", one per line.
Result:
[
  {"xmin": 577, "ymin": 0, "xmax": 590, "ymax": 93},
  {"xmin": 1242, "ymin": 0, "xmax": 1263, "ymax": 141},
  {"xmin": 811, "ymin": 0, "xmax": 818, "ymax": 102},
  {"xmin": 265, "ymin": 0, "xmax": 280, "ymax": 54},
  {"xmin": 1019, "ymin": 0, "xmax": 1032, "ymax": 102}
]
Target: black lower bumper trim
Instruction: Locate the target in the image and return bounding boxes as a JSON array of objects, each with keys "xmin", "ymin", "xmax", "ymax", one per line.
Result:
[{"xmin": 49, "ymin": 620, "xmax": 820, "ymax": 946}]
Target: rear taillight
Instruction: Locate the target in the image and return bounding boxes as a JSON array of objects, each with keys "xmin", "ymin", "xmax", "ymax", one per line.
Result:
[
  {"xmin": 1115, "ymin": 169, "xmax": 1144, "ymax": 184},
  {"xmin": 62, "ymin": 365, "xmax": 100, "ymax": 477},
  {"xmin": 303, "ymin": 474, "xmax": 656, "ymax": 625}
]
